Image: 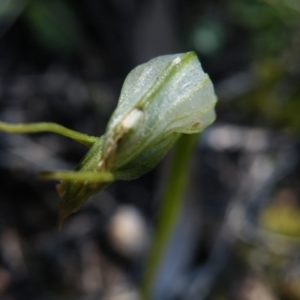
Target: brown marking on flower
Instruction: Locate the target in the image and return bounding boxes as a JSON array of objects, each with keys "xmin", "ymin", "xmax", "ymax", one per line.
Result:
[{"xmin": 192, "ymin": 122, "xmax": 201, "ymax": 128}]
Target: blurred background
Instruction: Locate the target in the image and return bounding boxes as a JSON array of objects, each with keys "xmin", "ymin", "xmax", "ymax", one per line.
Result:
[{"xmin": 0, "ymin": 0, "xmax": 300, "ymax": 299}]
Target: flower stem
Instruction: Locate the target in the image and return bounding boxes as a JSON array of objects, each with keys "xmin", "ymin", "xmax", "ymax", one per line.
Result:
[{"xmin": 141, "ymin": 133, "xmax": 200, "ymax": 299}]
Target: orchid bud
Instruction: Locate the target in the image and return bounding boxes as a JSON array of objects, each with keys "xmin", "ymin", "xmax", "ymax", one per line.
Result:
[
  {"xmin": 100, "ymin": 51, "xmax": 217, "ymax": 175},
  {"xmin": 57, "ymin": 52, "xmax": 217, "ymax": 225}
]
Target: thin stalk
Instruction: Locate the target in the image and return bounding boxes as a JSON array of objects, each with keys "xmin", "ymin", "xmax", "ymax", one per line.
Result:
[
  {"xmin": 141, "ymin": 133, "xmax": 200, "ymax": 299},
  {"xmin": 39, "ymin": 171, "xmax": 115, "ymax": 182},
  {"xmin": 0, "ymin": 121, "xmax": 98, "ymax": 147}
]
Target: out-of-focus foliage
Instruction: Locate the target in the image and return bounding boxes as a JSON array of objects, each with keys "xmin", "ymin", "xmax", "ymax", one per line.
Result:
[
  {"xmin": 228, "ymin": 0, "xmax": 300, "ymax": 132},
  {"xmin": 0, "ymin": 0, "xmax": 27, "ymax": 38},
  {"xmin": 260, "ymin": 189, "xmax": 300, "ymax": 238},
  {"xmin": 24, "ymin": 0, "xmax": 84, "ymax": 56}
]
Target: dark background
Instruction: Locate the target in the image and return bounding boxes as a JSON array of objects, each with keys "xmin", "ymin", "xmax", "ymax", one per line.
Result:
[{"xmin": 1, "ymin": 0, "xmax": 300, "ymax": 299}]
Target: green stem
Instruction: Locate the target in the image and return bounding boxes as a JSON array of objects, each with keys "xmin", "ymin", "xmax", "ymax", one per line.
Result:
[
  {"xmin": 141, "ymin": 133, "xmax": 200, "ymax": 299},
  {"xmin": 39, "ymin": 171, "xmax": 115, "ymax": 182},
  {"xmin": 0, "ymin": 121, "xmax": 98, "ymax": 147}
]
